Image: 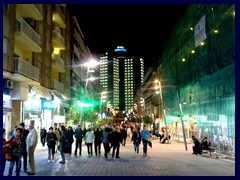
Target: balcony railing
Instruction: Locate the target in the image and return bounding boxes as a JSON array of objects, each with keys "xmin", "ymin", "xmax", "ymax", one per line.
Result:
[
  {"xmin": 53, "ymin": 79, "xmax": 64, "ymax": 93},
  {"xmin": 52, "ymin": 28, "xmax": 65, "ymax": 49},
  {"xmin": 14, "ymin": 57, "xmax": 40, "ymax": 82},
  {"xmin": 53, "ymin": 5, "xmax": 66, "ymax": 28},
  {"xmin": 16, "ymin": 4, "xmax": 43, "ymax": 21},
  {"xmin": 73, "ymin": 44, "xmax": 81, "ymax": 60},
  {"xmin": 55, "ymin": 5, "xmax": 65, "ymax": 22},
  {"xmin": 15, "ymin": 18, "xmax": 41, "ymax": 47},
  {"xmin": 3, "ymin": 53, "xmax": 8, "ymax": 70},
  {"xmin": 52, "ymin": 54, "xmax": 65, "ymax": 72},
  {"xmin": 34, "ymin": 4, "xmax": 43, "ymax": 15}
]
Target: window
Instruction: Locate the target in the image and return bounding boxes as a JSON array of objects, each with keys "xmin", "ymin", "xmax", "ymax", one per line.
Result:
[
  {"xmin": 3, "ymin": 4, "xmax": 9, "ymax": 12},
  {"xmin": 3, "ymin": 36, "xmax": 8, "ymax": 55}
]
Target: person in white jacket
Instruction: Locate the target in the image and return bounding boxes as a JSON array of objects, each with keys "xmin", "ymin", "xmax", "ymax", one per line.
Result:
[
  {"xmin": 26, "ymin": 122, "xmax": 38, "ymax": 175},
  {"xmin": 85, "ymin": 128, "xmax": 94, "ymax": 156}
]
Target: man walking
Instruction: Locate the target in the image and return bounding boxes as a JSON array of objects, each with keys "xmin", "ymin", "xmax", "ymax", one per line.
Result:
[
  {"xmin": 20, "ymin": 123, "xmax": 29, "ymax": 173},
  {"xmin": 141, "ymin": 125, "xmax": 150, "ymax": 156},
  {"xmin": 40, "ymin": 127, "xmax": 47, "ymax": 147},
  {"xmin": 74, "ymin": 125, "xmax": 84, "ymax": 156},
  {"xmin": 26, "ymin": 122, "xmax": 38, "ymax": 175}
]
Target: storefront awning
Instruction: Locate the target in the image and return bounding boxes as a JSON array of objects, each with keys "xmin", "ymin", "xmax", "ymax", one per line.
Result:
[
  {"xmin": 29, "ymin": 86, "xmax": 52, "ymax": 100},
  {"xmin": 52, "ymin": 92, "xmax": 69, "ymax": 108}
]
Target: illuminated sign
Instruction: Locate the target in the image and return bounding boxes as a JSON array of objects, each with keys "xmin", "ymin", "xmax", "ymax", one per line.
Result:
[
  {"xmin": 115, "ymin": 46, "xmax": 126, "ymax": 52},
  {"xmin": 77, "ymin": 101, "xmax": 93, "ymax": 108},
  {"xmin": 24, "ymin": 98, "xmax": 41, "ymax": 111},
  {"xmin": 42, "ymin": 99, "xmax": 55, "ymax": 110}
]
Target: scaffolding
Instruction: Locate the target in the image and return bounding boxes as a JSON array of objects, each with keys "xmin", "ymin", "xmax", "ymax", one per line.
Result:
[{"xmin": 160, "ymin": 4, "xmax": 235, "ymax": 156}]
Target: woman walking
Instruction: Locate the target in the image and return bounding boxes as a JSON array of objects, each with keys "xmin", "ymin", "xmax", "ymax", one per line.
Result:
[
  {"xmin": 3, "ymin": 128, "xmax": 10, "ymax": 175},
  {"xmin": 59, "ymin": 126, "xmax": 66, "ymax": 164},
  {"xmin": 85, "ymin": 128, "xmax": 94, "ymax": 156},
  {"xmin": 66, "ymin": 126, "xmax": 74, "ymax": 155},
  {"xmin": 131, "ymin": 127, "xmax": 141, "ymax": 154},
  {"xmin": 7, "ymin": 128, "xmax": 23, "ymax": 176}
]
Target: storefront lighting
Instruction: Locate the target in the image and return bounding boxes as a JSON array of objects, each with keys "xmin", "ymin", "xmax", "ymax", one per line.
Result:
[
  {"xmin": 53, "ymin": 48, "xmax": 60, "ymax": 55},
  {"xmin": 54, "ymin": 97, "xmax": 61, "ymax": 106}
]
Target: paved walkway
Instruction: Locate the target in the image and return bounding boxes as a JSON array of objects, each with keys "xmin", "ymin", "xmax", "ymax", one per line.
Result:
[{"xmin": 3, "ymin": 139, "xmax": 235, "ymax": 176}]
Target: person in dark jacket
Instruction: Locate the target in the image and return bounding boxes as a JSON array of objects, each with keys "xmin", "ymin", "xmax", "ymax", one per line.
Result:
[
  {"xmin": 192, "ymin": 135, "xmax": 201, "ymax": 155},
  {"xmin": 40, "ymin": 127, "xmax": 47, "ymax": 147},
  {"xmin": 19, "ymin": 122, "xmax": 29, "ymax": 172},
  {"xmin": 59, "ymin": 126, "xmax": 66, "ymax": 164},
  {"xmin": 46, "ymin": 127, "xmax": 57, "ymax": 162},
  {"xmin": 94, "ymin": 127, "xmax": 103, "ymax": 156},
  {"xmin": 102, "ymin": 128, "xmax": 110, "ymax": 158},
  {"xmin": 74, "ymin": 125, "xmax": 84, "ymax": 156},
  {"xmin": 131, "ymin": 127, "xmax": 141, "ymax": 154},
  {"xmin": 66, "ymin": 126, "xmax": 74, "ymax": 155},
  {"xmin": 120, "ymin": 125, "xmax": 127, "ymax": 146},
  {"xmin": 111, "ymin": 127, "xmax": 122, "ymax": 158}
]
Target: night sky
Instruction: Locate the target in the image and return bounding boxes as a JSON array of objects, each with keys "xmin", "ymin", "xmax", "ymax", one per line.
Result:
[{"xmin": 69, "ymin": 4, "xmax": 189, "ymax": 69}]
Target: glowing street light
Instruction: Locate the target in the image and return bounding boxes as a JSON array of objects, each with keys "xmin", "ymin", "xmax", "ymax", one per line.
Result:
[
  {"xmin": 154, "ymin": 79, "xmax": 170, "ymax": 144},
  {"xmin": 79, "ymin": 58, "xmax": 99, "ymax": 127}
]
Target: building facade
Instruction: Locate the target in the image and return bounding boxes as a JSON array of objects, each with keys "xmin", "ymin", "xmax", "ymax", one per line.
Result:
[
  {"xmin": 3, "ymin": 4, "xmax": 71, "ymax": 138},
  {"xmin": 135, "ymin": 4, "xmax": 235, "ymax": 156}
]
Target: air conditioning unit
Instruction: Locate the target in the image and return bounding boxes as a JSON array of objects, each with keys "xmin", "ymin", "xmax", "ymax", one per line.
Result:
[{"xmin": 5, "ymin": 80, "xmax": 13, "ymax": 89}]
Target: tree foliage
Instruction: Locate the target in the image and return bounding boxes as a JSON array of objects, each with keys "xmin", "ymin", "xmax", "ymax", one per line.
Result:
[
  {"xmin": 143, "ymin": 116, "xmax": 153, "ymax": 125},
  {"xmin": 68, "ymin": 107, "xmax": 81, "ymax": 125}
]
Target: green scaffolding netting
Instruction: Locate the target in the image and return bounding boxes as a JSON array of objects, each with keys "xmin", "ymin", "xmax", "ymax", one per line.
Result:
[{"xmin": 160, "ymin": 4, "xmax": 235, "ymax": 156}]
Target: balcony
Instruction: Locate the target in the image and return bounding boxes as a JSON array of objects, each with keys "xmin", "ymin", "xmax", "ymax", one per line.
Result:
[
  {"xmin": 73, "ymin": 44, "xmax": 81, "ymax": 60},
  {"xmin": 3, "ymin": 53, "xmax": 8, "ymax": 70},
  {"xmin": 52, "ymin": 79, "xmax": 64, "ymax": 93},
  {"xmin": 72, "ymin": 60, "xmax": 85, "ymax": 80},
  {"xmin": 53, "ymin": 5, "xmax": 66, "ymax": 28},
  {"xmin": 15, "ymin": 18, "xmax": 42, "ymax": 52},
  {"xmin": 52, "ymin": 54, "xmax": 65, "ymax": 73},
  {"xmin": 16, "ymin": 4, "xmax": 43, "ymax": 20},
  {"xmin": 52, "ymin": 28, "xmax": 66, "ymax": 50},
  {"xmin": 12, "ymin": 57, "xmax": 40, "ymax": 83}
]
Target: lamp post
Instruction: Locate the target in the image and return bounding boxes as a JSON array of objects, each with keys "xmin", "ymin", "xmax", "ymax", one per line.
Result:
[
  {"xmin": 177, "ymin": 90, "xmax": 188, "ymax": 151},
  {"xmin": 154, "ymin": 79, "xmax": 170, "ymax": 144},
  {"xmin": 79, "ymin": 59, "xmax": 99, "ymax": 127}
]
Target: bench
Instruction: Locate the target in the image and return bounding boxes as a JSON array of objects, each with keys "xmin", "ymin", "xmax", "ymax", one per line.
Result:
[{"xmin": 201, "ymin": 146, "xmax": 215, "ymax": 156}]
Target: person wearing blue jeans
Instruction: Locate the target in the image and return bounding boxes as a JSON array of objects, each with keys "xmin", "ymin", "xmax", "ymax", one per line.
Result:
[
  {"xmin": 8, "ymin": 128, "xmax": 23, "ymax": 176},
  {"xmin": 59, "ymin": 126, "xmax": 66, "ymax": 164},
  {"xmin": 141, "ymin": 125, "xmax": 150, "ymax": 156},
  {"xmin": 131, "ymin": 127, "xmax": 141, "ymax": 154}
]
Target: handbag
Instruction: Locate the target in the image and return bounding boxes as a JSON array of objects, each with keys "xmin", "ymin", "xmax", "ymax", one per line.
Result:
[
  {"xmin": 148, "ymin": 141, "xmax": 152, "ymax": 148},
  {"xmin": 5, "ymin": 152, "xmax": 12, "ymax": 160}
]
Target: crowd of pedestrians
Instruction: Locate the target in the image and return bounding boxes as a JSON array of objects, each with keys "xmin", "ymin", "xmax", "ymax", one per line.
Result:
[
  {"xmin": 3, "ymin": 122, "xmax": 154, "ymax": 176},
  {"xmin": 3, "ymin": 121, "xmax": 38, "ymax": 176}
]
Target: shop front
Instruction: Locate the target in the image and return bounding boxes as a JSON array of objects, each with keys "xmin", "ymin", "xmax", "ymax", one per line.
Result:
[
  {"xmin": 3, "ymin": 93, "xmax": 12, "ymax": 139},
  {"xmin": 23, "ymin": 97, "xmax": 42, "ymax": 134}
]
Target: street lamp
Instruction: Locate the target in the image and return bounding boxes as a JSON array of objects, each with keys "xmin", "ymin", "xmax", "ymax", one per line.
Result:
[
  {"xmin": 154, "ymin": 79, "xmax": 170, "ymax": 144},
  {"xmin": 79, "ymin": 59, "xmax": 99, "ymax": 127},
  {"xmin": 177, "ymin": 90, "xmax": 188, "ymax": 151}
]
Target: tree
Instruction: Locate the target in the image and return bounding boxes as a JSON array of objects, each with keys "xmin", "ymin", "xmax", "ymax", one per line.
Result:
[
  {"xmin": 136, "ymin": 117, "xmax": 143, "ymax": 124},
  {"xmin": 68, "ymin": 107, "xmax": 81, "ymax": 126},
  {"xmin": 143, "ymin": 116, "xmax": 153, "ymax": 125}
]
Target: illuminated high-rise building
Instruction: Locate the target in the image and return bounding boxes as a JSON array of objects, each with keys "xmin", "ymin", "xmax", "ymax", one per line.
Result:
[{"xmin": 99, "ymin": 46, "xmax": 144, "ymax": 113}]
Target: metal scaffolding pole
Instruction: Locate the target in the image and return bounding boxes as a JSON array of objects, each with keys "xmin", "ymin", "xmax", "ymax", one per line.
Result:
[{"xmin": 177, "ymin": 89, "xmax": 188, "ymax": 151}]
